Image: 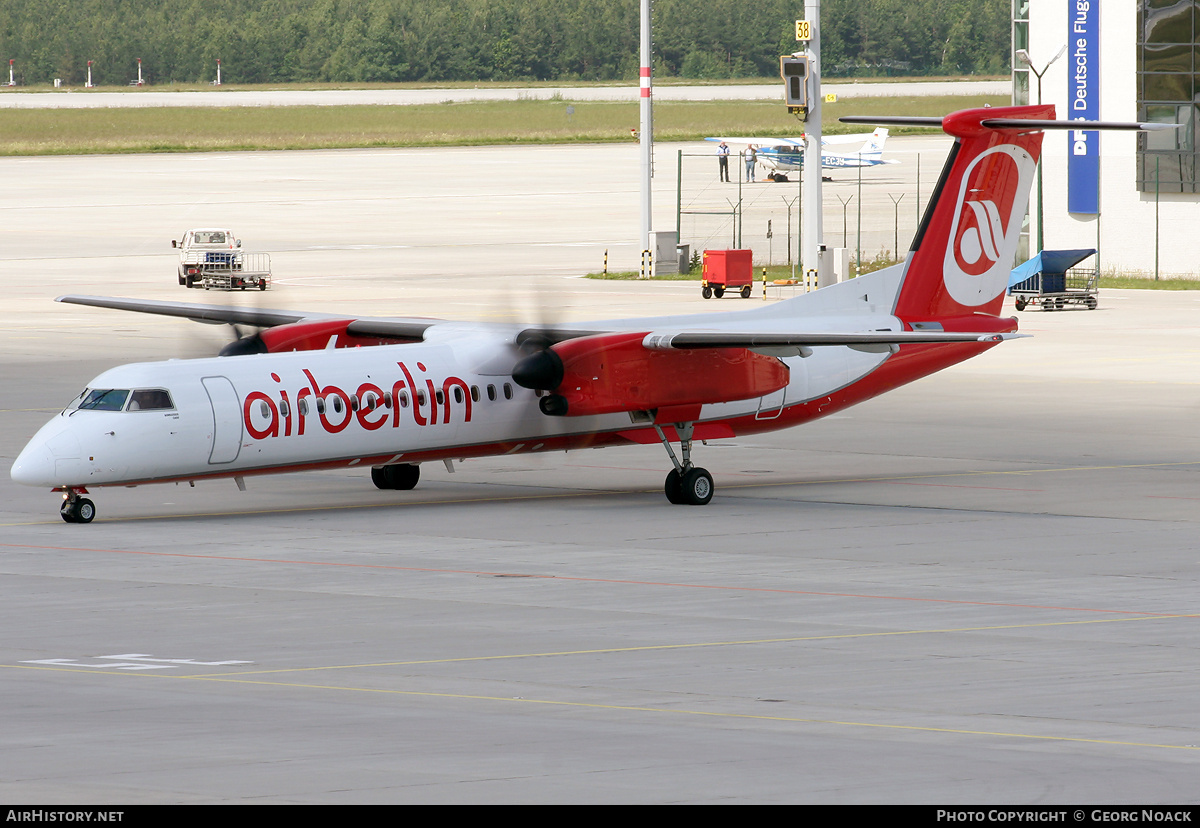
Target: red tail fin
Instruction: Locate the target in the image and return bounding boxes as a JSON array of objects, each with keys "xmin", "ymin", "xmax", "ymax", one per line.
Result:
[{"xmin": 894, "ymin": 105, "xmax": 1053, "ymax": 321}]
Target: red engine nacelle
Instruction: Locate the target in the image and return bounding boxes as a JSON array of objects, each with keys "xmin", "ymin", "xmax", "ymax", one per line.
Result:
[
  {"xmin": 259, "ymin": 319, "xmax": 417, "ymax": 353},
  {"xmin": 515, "ymin": 331, "xmax": 789, "ymax": 417}
]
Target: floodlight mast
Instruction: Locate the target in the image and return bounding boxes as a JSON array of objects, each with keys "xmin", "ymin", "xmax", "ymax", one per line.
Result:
[
  {"xmin": 639, "ymin": 0, "xmax": 653, "ymax": 259},
  {"xmin": 1016, "ymin": 45, "xmax": 1066, "ymax": 252},
  {"xmin": 801, "ymin": 0, "xmax": 823, "ymax": 284}
]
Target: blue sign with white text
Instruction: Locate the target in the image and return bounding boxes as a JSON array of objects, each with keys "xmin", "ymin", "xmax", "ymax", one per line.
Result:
[{"xmin": 1067, "ymin": 0, "xmax": 1099, "ymax": 214}]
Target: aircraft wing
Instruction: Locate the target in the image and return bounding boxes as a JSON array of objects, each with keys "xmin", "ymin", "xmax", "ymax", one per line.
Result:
[
  {"xmin": 56, "ymin": 294, "xmax": 438, "ymax": 340},
  {"xmin": 819, "ymin": 129, "xmax": 884, "ymax": 146}
]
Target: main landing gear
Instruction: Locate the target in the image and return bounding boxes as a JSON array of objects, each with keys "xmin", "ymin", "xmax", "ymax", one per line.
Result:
[
  {"xmin": 371, "ymin": 463, "xmax": 420, "ymax": 491},
  {"xmin": 60, "ymin": 489, "xmax": 95, "ymax": 524},
  {"xmin": 655, "ymin": 422, "xmax": 714, "ymax": 506}
]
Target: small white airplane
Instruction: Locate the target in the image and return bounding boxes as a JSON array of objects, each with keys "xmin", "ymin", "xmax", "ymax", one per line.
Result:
[
  {"xmin": 706, "ymin": 128, "xmax": 898, "ymax": 181},
  {"xmin": 12, "ymin": 105, "xmax": 1164, "ymax": 523}
]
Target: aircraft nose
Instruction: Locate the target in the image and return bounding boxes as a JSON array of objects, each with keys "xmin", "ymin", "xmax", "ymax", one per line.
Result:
[{"xmin": 10, "ymin": 441, "xmax": 56, "ymax": 487}]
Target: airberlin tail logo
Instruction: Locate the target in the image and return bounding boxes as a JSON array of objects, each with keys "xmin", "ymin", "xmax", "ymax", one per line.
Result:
[{"xmin": 941, "ymin": 144, "xmax": 1035, "ymax": 307}]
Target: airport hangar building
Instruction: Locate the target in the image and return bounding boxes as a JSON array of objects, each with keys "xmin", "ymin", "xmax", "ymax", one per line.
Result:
[{"xmin": 1013, "ymin": 0, "xmax": 1200, "ymax": 276}]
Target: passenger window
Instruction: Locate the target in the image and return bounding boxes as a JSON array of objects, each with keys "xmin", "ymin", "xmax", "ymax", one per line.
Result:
[
  {"xmin": 487, "ymin": 384, "xmax": 497, "ymax": 401},
  {"xmin": 503, "ymin": 383, "xmax": 513, "ymax": 400},
  {"xmin": 470, "ymin": 386, "xmax": 480, "ymax": 403},
  {"xmin": 298, "ymin": 399, "xmax": 309, "ymax": 416}
]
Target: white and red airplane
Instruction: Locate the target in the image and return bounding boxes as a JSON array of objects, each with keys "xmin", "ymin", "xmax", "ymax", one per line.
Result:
[{"xmin": 11, "ymin": 106, "xmax": 1162, "ymax": 523}]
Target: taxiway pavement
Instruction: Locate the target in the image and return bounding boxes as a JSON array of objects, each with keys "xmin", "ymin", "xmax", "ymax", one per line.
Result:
[{"xmin": 1, "ymin": 143, "xmax": 1198, "ymax": 804}]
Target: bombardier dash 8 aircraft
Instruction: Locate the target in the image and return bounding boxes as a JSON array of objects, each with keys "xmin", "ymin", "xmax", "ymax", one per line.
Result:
[
  {"xmin": 706, "ymin": 128, "xmax": 897, "ymax": 181},
  {"xmin": 12, "ymin": 106, "xmax": 1165, "ymax": 523}
]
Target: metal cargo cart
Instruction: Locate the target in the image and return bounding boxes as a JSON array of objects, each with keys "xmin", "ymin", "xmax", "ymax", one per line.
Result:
[
  {"xmin": 190, "ymin": 253, "xmax": 272, "ymax": 291},
  {"xmin": 1008, "ymin": 248, "xmax": 1098, "ymax": 311}
]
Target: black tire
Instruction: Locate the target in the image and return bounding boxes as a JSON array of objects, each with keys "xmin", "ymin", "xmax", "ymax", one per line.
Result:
[
  {"xmin": 60, "ymin": 498, "xmax": 95, "ymax": 523},
  {"xmin": 741, "ymin": 285, "xmax": 752, "ymax": 299},
  {"xmin": 1087, "ymin": 297, "xmax": 1097, "ymax": 309},
  {"xmin": 391, "ymin": 464, "xmax": 420, "ymax": 490},
  {"xmin": 372, "ymin": 464, "xmax": 420, "ymax": 490},
  {"xmin": 664, "ymin": 469, "xmax": 685, "ymax": 504},
  {"xmin": 702, "ymin": 286, "xmax": 712, "ymax": 299},
  {"xmin": 76, "ymin": 499, "xmax": 95, "ymax": 523},
  {"xmin": 1014, "ymin": 298, "xmax": 1027, "ymax": 311},
  {"xmin": 681, "ymin": 468, "xmax": 714, "ymax": 506},
  {"xmin": 259, "ymin": 281, "xmax": 267, "ymax": 291},
  {"xmin": 713, "ymin": 287, "xmax": 725, "ymax": 298}
]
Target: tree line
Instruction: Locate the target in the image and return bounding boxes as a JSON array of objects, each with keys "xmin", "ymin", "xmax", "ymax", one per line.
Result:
[{"xmin": 0, "ymin": 0, "xmax": 1009, "ymax": 86}]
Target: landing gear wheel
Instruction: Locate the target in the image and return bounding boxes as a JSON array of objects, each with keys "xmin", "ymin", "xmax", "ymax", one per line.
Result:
[
  {"xmin": 741, "ymin": 285, "xmax": 752, "ymax": 299},
  {"xmin": 371, "ymin": 464, "xmax": 420, "ymax": 490},
  {"xmin": 713, "ymin": 286, "xmax": 725, "ymax": 298},
  {"xmin": 664, "ymin": 469, "xmax": 685, "ymax": 504},
  {"xmin": 702, "ymin": 286, "xmax": 713, "ymax": 299},
  {"xmin": 1014, "ymin": 297, "xmax": 1027, "ymax": 311},
  {"xmin": 680, "ymin": 468, "xmax": 714, "ymax": 506},
  {"xmin": 60, "ymin": 497, "xmax": 95, "ymax": 524}
]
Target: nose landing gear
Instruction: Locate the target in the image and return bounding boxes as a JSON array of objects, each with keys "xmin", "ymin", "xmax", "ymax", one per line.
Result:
[
  {"xmin": 60, "ymin": 489, "xmax": 95, "ymax": 523},
  {"xmin": 654, "ymin": 422, "xmax": 714, "ymax": 506}
]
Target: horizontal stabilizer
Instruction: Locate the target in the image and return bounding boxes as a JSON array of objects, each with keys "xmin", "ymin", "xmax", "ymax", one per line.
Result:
[
  {"xmin": 642, "ymin": 330, "xmax": 1019, "ymax": 350},
  {"xmin": 839, "ymin": 116, "xmax": 1180, "ymax": 132}
]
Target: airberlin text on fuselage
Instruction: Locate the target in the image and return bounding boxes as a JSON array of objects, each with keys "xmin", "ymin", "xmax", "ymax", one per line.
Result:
[{"xmin": 241, "ymin": 360, "xmax": 472, "ymax": 441}]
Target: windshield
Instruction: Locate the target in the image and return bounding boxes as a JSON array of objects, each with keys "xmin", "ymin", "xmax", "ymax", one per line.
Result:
[{"xmin": 77, "ymin": 388, "xmax": 129, "ymax": 411}]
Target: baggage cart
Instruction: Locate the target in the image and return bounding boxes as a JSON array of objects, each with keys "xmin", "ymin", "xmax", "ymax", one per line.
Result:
[{"xmin": 1008, "ymin": 248, "xmax": 1098, "ymax": 311}]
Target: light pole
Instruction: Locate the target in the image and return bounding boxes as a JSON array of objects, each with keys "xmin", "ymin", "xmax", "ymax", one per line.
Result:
[{"xmin": 1016, "ymin": 45, "xmax": 1065, "ymax": 253}]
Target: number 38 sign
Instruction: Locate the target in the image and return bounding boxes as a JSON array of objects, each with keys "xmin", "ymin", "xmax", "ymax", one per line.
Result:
[{"xmin": 795, "ymin": 20, "xmax": 811, "ymax": 41}]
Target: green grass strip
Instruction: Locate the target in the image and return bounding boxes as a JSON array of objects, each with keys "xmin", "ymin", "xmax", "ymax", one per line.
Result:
[{"xmin": 0, "ymin": 95, "xmax": 1004, "ymax": 156}]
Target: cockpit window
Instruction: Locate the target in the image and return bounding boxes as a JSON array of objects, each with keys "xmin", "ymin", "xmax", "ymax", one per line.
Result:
[
  {"xmin": 128, "ymin": 389, "xmax": 174, "ymax": 411},
  {"xmin": 77, "ymin": 389, "xmax": 129, "ymax": 411}
]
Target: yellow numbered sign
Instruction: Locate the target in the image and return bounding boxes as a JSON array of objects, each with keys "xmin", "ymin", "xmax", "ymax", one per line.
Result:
[{"xmin": 795, "ymin": 20, "xmax": 811, "ymax": 41}]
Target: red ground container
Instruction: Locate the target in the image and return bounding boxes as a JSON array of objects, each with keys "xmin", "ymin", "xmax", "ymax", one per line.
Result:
[{"xmin": 701, "ymin": 249, "xmax": 754, "ymax": 299}]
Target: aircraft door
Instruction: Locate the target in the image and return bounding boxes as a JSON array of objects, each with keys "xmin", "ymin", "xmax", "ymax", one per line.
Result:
[{"xmin": 201, "ymin": 376, "xmax": 243, "ymax": 464}]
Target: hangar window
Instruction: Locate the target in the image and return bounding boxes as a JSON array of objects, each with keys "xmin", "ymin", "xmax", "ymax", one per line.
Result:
[{"xmin": 1137, "ymin": 0, "xmax": 1200, "ymax": 192}]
